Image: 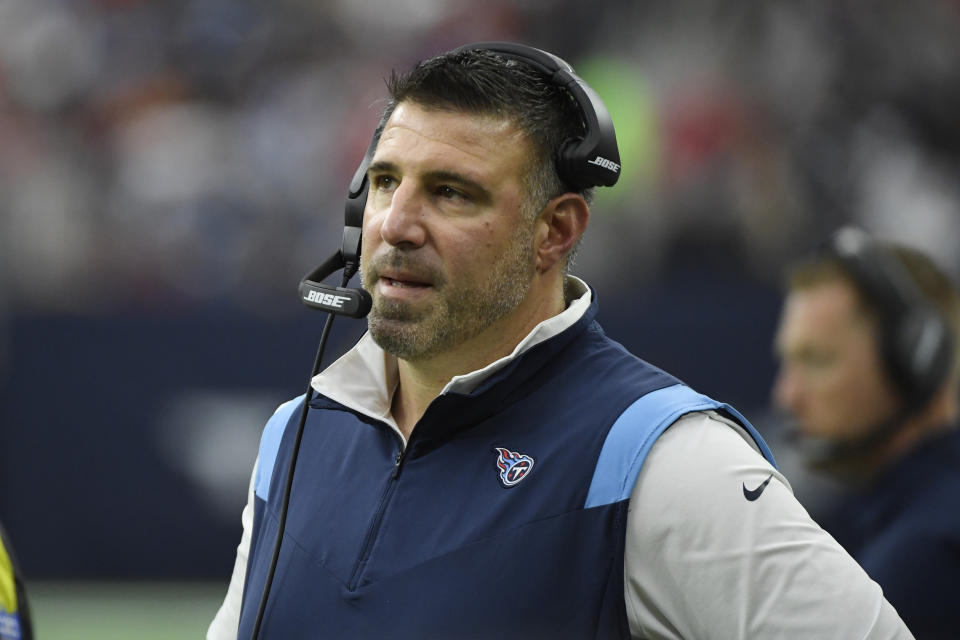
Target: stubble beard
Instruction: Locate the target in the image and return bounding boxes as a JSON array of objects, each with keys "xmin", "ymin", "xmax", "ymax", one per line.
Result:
[{"xmin": 363, "ymin": 226, "xmax": 536, "ymax": 361}]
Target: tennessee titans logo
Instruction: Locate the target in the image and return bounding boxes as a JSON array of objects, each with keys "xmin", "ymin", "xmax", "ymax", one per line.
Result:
[{"xmin": 493, "ymin": 447, "xmax": 535, "ymax": 488}]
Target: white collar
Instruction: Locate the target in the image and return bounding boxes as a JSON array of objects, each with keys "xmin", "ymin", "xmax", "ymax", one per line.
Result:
[{"xmin": 311, "ymin": 277, "xmax": 592, "ymax": 436}]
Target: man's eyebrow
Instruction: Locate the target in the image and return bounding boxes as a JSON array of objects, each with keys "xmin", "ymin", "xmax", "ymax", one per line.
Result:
[{"xmin": 367, "ymin": 160, "xmax": 398, "ymax": 175}]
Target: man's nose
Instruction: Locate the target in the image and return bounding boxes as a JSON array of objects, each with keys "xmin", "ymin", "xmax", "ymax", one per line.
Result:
[{"xmin": 379, "ymin": 182, "xmax": 427, "ymax": 249}]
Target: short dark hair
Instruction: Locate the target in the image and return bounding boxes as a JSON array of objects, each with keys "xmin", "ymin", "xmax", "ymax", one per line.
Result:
[{"xmin": 380, "ymin": 47, "xmax": 595, "ymax": 215}]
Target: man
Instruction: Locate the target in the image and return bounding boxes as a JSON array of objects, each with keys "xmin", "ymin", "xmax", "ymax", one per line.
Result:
[
  {"xmin": 209, "ymin": 44, "xmax": 911, "ymax": 639},
  {"xmin": 773, "ymin": 226, "xmax": 960, "ymax": 638}
]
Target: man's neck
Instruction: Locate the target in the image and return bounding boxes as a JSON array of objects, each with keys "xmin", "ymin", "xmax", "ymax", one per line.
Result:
[
  {"xmin": 882, "ymin": 403, "xmax": 956, "ymax": 457},
  {"xmin": 858, "ymin": 397, "xmax": 959, "ymax": 480},
  {"xmin": 390, "ymin": 282, "xmax": 566, "ymax": 439}
]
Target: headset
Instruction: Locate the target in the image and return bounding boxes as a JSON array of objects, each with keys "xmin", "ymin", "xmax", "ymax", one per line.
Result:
[
  {"xmin": 792, "ymin": 226, "xmax": 954, "ymax": 465},
  {"xmin": 297, "ymin": 41, "xmax": 621, "ymax": 318},
  {"xmin": 829, "ymin": 226, "xmax": 953, "ymax": 412},
  {"xmin": 252, "ymin": 42, "xmax": 621, "ymax": 638}
]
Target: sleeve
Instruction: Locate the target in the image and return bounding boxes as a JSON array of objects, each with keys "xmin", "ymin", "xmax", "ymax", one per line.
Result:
[
  {"xmin": 206, "ymin": 395, "xmax": 303, "ymax": 639},
  {"xmin": 624, "ymin": 411, "xmax": 914, "ymax": 640},
  {"xmin": 206, "ymin": 457, "xmax": 257, "ymax": 640}
]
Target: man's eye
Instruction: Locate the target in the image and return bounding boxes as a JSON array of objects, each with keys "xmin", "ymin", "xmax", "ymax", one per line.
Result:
[
  {"xmin": 373, "ymin": 175, "xmax": 397, "ymax": 191},
  {"xmin": 436, "ymin": 185, "xmax": 467, "ymax": 201},
  {"xmin": 801, "ymin": 351, "xmax": 835, "ymax": 370}
]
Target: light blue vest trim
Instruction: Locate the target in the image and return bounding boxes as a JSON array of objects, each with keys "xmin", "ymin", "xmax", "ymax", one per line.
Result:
[
  {"xmin": 584, "ymin": 383, "xmax": 775, "ymax": 508},
  {"xmin": 254, "ymin": 395, "xmax": 305, "ymax": 501}
]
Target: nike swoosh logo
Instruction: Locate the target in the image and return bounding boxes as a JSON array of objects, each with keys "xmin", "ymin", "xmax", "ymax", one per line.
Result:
[{"xmin": 743, "ymin": 474, "xmax": 774, "ymax": 501}]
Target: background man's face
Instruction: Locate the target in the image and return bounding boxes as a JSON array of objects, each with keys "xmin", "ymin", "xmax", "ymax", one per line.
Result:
[{"xmin": 773, "ymin": 279, "xmax": 900, "ymax": 443}]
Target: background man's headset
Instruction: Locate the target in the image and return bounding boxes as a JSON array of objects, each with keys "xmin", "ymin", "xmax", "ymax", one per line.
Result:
[
  {"xmin": 250, "ymin": 41, "xmax": 621, "ymax": 638},
  {"xmin": 795, "ymin": 225, "xmax": 955, "ymax": 464}
]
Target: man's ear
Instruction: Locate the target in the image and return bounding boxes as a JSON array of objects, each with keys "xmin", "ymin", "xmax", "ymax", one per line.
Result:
[{"xmin": 534, "ymin": 194, "xmax": 590, "ymax": 274}]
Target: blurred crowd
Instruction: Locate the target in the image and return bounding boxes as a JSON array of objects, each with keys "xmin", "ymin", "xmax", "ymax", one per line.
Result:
[{"xmin": 2, "ymin": 0, "xmax": 959, "ymax": 316}]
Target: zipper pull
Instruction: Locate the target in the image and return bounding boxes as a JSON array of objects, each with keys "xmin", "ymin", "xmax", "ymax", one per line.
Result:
[{"xmin": 393, "ymin": 449, "xmax": 406, "ymax": 479}]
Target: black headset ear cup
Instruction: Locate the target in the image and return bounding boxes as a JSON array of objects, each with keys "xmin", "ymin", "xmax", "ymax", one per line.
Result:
[
  {"xmin": 341, "ymin": 127, "xmax": 381, "ymax": 265},
  {"xmin": 451, "ymin": 41, "xmax": 621, "ymax": 190},
  {"xmin": 555, "ymin": 138, "xmax": 582, "ymax": 186},
  {"xmin": 887, "ymin": 306, "xmax": 954, "ymax": 407}
]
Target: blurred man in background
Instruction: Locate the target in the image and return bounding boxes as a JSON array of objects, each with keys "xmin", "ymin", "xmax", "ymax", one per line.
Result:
[{"xmin": 773, "ymin": 226, "xmax": 960, "ymax": 639}]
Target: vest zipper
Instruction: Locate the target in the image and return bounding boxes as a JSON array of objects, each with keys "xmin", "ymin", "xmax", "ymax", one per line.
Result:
[{"xmin": 348, "ymin": 437, "xmax": 408, "ymax": 590}]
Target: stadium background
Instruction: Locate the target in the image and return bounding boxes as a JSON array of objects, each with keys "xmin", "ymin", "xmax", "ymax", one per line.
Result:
[{"xmin": 1, "ymin": 1, "xmax": 959, "ymax": 637}]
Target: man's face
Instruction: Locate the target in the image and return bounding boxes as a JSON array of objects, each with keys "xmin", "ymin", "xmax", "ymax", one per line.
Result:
[
  {"xmin": 360, "ymin": 102, "xmax": 539, "ymax": 361},
  {"xmin": 773, "ymin": 279, "xmax": 900, "ymax": 443}
]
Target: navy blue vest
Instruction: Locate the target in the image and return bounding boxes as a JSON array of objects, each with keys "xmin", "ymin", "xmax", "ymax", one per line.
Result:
[{"xmin": 238, "ymin": 300, "xmax": 775, "ymax": 638}]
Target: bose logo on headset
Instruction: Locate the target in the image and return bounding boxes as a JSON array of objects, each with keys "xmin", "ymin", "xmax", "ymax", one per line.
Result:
[
  {"xmin": 587, "ymin": 156, "xmax": 620, "ymax": 173},
  {"xmin": 303, "ymin": 290, "xmax": 350, "ymax": 309}
]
